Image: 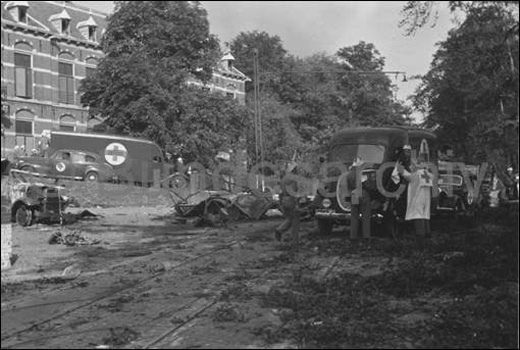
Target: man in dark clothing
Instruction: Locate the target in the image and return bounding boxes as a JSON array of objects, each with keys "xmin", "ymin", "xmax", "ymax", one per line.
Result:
[
  {"xmin": 347, "ymin": 157, "xmax": 371, "ymax": 239},
  {"xmin": 274, "ymin": 161, "xmax": 301, "ymax": 245},
  {"xmin": 393, "ymin": 145, "xmax": 412, "ymax": 223}
]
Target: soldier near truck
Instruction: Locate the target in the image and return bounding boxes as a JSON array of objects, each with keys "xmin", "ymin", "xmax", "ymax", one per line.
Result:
[{"xmin": 274, "ymin": 161, "xmax": 301, "ymax": 245}]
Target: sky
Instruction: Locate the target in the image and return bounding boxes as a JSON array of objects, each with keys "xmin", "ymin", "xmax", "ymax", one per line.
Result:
[{"xmin": 75, "ymin": 1, "xmax": 457, "ymax": 117}]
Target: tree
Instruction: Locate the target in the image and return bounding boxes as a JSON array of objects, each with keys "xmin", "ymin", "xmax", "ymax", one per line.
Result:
[
  {"xmin": 229, "ymin": 32, "xmax": 410, "ymax": 165},
  {"xmin": 335, "ymin": 41, "xmax": 410, "ymax": 127},
  {"xmin": 230, "ymin": 30, "xmax": 288, "ymax": 95},
  {"xmin": 399, "ymin": 1, "xmax": 518, "ymax": 36},
  {"xmin": 413, "ymin": 3, "xmax": 519, "ymax": 168},
  {"xmin": 171, "ymin": 87, "xmax": 250, "ymax": 167},
  {"xmin": 230, "ymin": 31, "xmax": 298, "ymax": 165},
  {"xmin": 80, "ymin": 1, "xmax": 248, "ymax": 163}
]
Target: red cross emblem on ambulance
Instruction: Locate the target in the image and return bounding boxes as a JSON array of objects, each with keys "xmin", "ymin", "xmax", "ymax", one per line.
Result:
[{"xmin": 105, "ymin": 143, "xmax": 128, "ymax": 166}]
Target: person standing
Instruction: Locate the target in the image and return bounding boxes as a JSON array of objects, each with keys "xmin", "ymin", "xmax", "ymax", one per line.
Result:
[
  {"xmin": 392, "ymin": 145, "xmax": 412, "ymax": 231},
  {"xmin": 347, "ymin": 157, "xmax": 371, "ymax": 239},
  {"xmin": 398, "ymin": 155, "xmax": 435, "ymax": 248},
  {"xmin": 274, "ymin": 161, "xmax": 301, "ymax": 245}
]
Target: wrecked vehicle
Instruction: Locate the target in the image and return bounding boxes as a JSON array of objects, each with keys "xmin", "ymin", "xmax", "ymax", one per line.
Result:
[
  {"xmin": 435, "ymin": 161, "xmax": 480, "ymax": 216},
  {"xmin": 173, "ymin": 190, "xmax": 232, "ymax": 226},
  {"xmin": 171, "ymin": 189, "xmax": 280, "ymax": 226},
  {"xmin": 227, "ymin": 191, "xmax": 281, "ymax": 221},
  {"xmin": 10, "ymin": 169, "xmax": 74, "ymax": 226}
]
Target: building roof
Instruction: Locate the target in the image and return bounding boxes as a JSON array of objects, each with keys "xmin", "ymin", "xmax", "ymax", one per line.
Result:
[
  {"xmin": 5, "ymin": 1, "xmax": 29, "ymax": 9},
  {"xmin": 221, "ymin": 52, "xmax": 235, "ymax": 61},
  {"xmin": 216, "ymin": 62, "xmax": 250, "ymax": 81},
  {"xmin": 49, "ymin": 8, "xmax": 71, "ymax": 21},
  {"xmin": 217, "ymin": 52, "xmax": 250, "ymax": 81},
  {"xmin": 1, "ymin": 1, "xmax": 107, "ymax": 45},
  {"xmin": 77, "ymin": 15, "xmax": 97, "ymax": 29},
  {"xmin": 2, "ymin": 2, "xmax": 250, "ymax": 82}
]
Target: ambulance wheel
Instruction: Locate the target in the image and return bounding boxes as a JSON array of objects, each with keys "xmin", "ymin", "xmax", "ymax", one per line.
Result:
[{"xmin": 85, "ymin": 171, "xmax": 99, "ymax": 182}]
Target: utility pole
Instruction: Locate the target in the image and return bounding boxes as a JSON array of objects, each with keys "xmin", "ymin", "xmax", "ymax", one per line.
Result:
[
  {"xmin": 253, "ymin": 48, "xmax": 264, "ymax": 191},
  {"xmin": 253, "ymin": 49, "xmax": 259, "ymax": 160}
]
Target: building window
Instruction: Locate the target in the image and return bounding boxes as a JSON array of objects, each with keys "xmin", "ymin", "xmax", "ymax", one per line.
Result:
[
  {"xmin": 85, "ymin": 66, "xmax": 96, "ymax": 78},
  {"xmin": 19, "ymin": 7, "xmax": 27, "ymax": 23},
  {"xmin": 226, "ymin": 92, "xmax": 235, "ymax": 99},
  {"xmin": 59, "ymin": 115, "xmax": 76, "ymax": 131},
  {"xmin": 61, "ymin": 19, "xmax": 70, "ymax": 35},
  {"xmin": 78, "ymin": 16, "xmax": 98, "ymax": 42},
  {"xmin": 14, "ymin": 53, "xmax": 32, "ymax": 98},
  {"xmin": 58, "ymin": 62, "xmax": 74, "ymax": 104},
  {"xmin": 15, "ymin": 119, "xmax": 32, "ymax": 135},
  {"xmin": 88, "ymin": 26, "xmax": 96, "ymax": 41}
]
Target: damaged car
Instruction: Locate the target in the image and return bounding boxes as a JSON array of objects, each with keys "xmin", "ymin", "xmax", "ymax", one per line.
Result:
[
  {"xmin": 171, "ymin": 189, "xmax": 280, "ymax": 226},
  {"xmin": 10, "ymin": 170, "xmax": 74, "ymax": 226}
]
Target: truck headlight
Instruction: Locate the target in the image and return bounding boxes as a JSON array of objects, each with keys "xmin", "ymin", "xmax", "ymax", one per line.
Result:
[{"xmin": 322, "ymin": 198, "xmax": 331, "ymax": 208}]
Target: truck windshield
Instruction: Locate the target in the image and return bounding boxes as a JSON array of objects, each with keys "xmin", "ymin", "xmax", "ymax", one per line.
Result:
[{"xmin": 330, "ymin": 144, "xmax": 386, "ymax": 164}]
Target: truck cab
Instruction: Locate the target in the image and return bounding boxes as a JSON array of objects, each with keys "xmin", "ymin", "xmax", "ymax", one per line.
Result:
[{"xmin": 313, "ymin": 127, "xmax": 409, "ymax": 237}]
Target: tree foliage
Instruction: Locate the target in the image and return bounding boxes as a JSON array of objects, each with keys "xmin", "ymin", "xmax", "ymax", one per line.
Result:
[
  {"xmin": 80, "ymin": 3, "xmax": 410, "ymax": 169},
  {"xmin": 413, "ymin": 2, "xmax": 519, "ymax": 168},
  {"xmin": 335, "ymin": 42, "xmax": 410, "ymax": 127},
  {"xmin": 230, "ymin": 33, "xmax": 410, "ymax": 162},
  {"xmin": 171, "ymin": 87, "xmax": 250, "ymax": 167},
  {"xmin": 399, "ymin": 1, "xmax": 518, "ymax": 36},
  {"xmin": 230, "ymin": 30, "xmax": 288, "ymax": 95},
  {"xmin": 106, "ymin": 1, "xmax": 220, "ymax": 82},
  {"xmin": 80, "ymin": 1, "xmax": 249, "ymax": 166}
]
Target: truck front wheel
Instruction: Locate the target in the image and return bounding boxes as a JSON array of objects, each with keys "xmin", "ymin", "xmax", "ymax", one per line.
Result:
[{"xmin": 16, "ymin": 205, "xmax": 33, "ymax": 227}]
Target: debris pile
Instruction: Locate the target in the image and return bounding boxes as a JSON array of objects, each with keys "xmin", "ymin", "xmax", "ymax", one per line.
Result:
[{"xmin": 48, "ymin": 229, "xmax": 101, "ymax": 246}]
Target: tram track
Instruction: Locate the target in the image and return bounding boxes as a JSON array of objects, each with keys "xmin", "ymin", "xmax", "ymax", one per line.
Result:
[
  {"xmin": 133, "ymin": 250, "xmax": 295, "ymax": 350},
  {"xmin": 1, "ymin": 227, "xmax": 244, "ymax": 349},
  {"xmin": 3, "ymin": 216, "xmax": 501, "ymax": 349}
]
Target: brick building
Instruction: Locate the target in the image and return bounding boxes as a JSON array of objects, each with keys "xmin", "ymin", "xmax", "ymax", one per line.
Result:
[
  {"xmin": 1, "ymin": 1, "xmax": 107, "ymax": 157},
  {"xmin": 1, "ymin": 1, "xmax": 249, "ymax": 159},
  {"xmin": 187, "ymin": 50, "xmax": 251, "ymax": 105}
]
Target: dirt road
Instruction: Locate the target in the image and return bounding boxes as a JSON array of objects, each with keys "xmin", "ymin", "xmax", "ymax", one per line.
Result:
[
  {"xmin": 1, "ymin": 202, "xmax": 518, "ymax": 349},
  {"xmin": 1, "ymin": 205, "xmax": 320, "ymax": 349}
]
